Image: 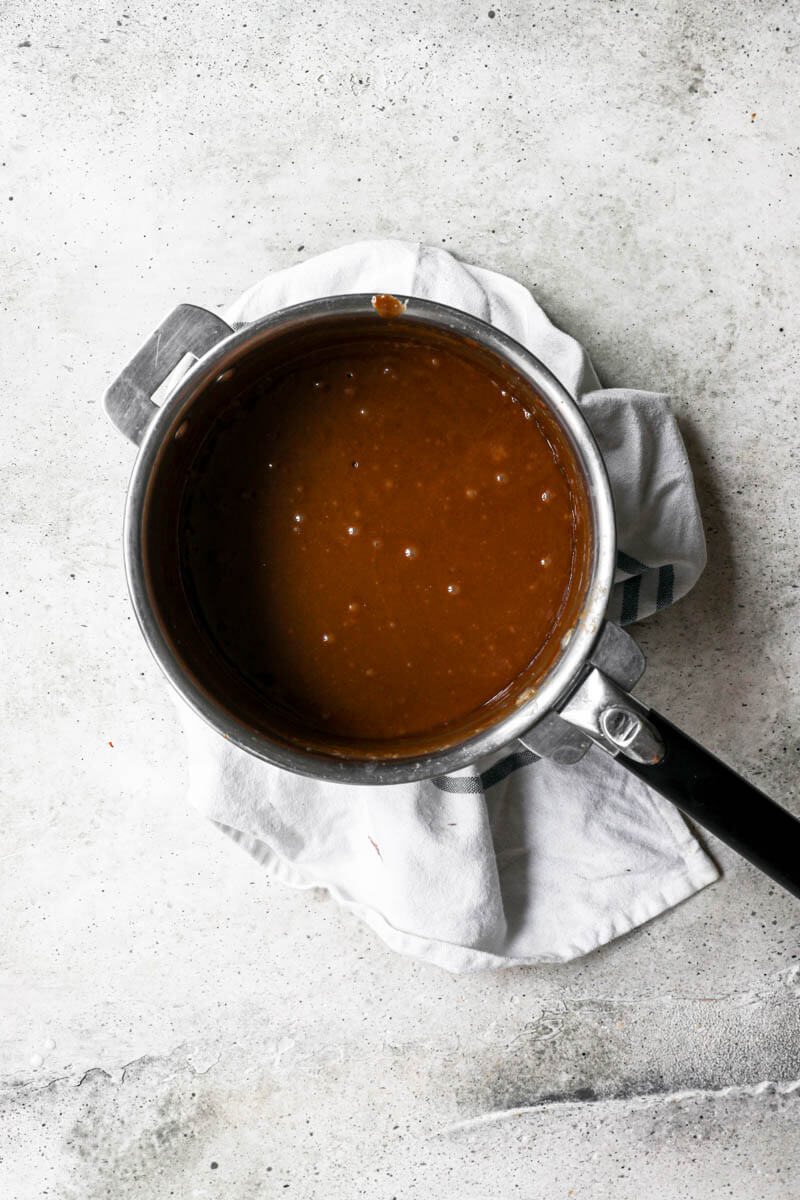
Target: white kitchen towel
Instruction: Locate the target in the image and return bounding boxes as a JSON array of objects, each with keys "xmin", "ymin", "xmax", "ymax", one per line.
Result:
[{"xmin": 179, "ymin": 240, "xmax": 718, "ymax": 972}]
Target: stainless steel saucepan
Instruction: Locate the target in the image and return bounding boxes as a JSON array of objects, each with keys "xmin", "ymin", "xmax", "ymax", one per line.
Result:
[{"xmin": 105, "ymin": 296, "xmax": 800, "ymax": 898}]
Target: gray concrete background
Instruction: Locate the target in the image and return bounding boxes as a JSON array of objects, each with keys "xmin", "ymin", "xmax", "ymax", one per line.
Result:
[{"xmin": 2, "ymin": 0, "xmax": 799, "ymax": 1195}]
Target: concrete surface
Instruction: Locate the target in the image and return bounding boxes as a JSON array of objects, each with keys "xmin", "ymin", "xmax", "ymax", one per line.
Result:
[{"xmin": 2, "ymin": 0, "xmax": 800, "ymax": 1195}]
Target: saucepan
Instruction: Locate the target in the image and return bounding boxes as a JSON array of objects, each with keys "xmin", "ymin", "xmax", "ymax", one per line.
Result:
[{"xmin": 104, "ymin": 296, "xmax": 800, "ymax": 898}]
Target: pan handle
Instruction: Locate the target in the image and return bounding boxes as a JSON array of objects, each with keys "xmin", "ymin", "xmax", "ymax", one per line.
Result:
[
  {"xmin": 558, "ymin": 668, "xmax": 800, "ymax": 899},
  {"xmin": 103, "ymin": 303, "xmax": 233, "ymax": 445}
]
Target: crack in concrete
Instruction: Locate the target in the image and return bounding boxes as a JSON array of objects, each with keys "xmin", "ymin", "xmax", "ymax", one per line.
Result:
[
  {"xmin": 77, "ymin": 1068, "xmax": 113, "ymax": 1088},
  {"xmin": 96, "ymin": 1047, "xmax": 224, "ymax": 1085},
  {"xmin": 17, "ymin": 1044, "xmax": 200, "ymax": 1093},
  {"xmin": 435, "ymin": 1077, "xmax": 800, "ymax": 1136}
]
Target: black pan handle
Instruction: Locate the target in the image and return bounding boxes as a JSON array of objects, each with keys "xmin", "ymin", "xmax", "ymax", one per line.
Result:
[
  {"xmin": 621, "ymin": 708, "xmax": 800, "ymax": 898},
  {"xmin": 557, "ymin": 667, "xmax": 800, "ymax": 899}
]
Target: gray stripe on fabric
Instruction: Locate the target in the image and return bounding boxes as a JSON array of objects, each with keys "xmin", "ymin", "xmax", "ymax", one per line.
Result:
[
  {"xmin": 620, "ymin": 572, "xmax": 643, "ymax": 624},
  {"xmin": 433, "ymin": 750, "xmax": 539, "ymax": 794},
  {"xmin": 656, "ymin": 563, "xmax": 675, "ymax": 610},
  {"xmin": 433, "ymin": 774, "xmax": 483, "ymax": 794},
  {"xmin": 616, "ymin": 548, "xmax": 649, "ymax": 576}
]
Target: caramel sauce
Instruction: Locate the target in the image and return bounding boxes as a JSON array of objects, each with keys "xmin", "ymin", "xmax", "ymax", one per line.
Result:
[
  {"xmin": 177, "ymin": 330, "xmax": 589, "ymax": 748},
  {"xmin": 371, "ymin": 293, "xmax": 407, "ymax": 318}
]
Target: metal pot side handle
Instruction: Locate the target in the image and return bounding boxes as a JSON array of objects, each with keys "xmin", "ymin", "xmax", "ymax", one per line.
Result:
[
  {"xmin": 559, "ymin": 667, "xmax": 800, "ymax": 900},
  {"xmin": 104, "ymin": 304, "xmax": 234, "ymax": 445}
]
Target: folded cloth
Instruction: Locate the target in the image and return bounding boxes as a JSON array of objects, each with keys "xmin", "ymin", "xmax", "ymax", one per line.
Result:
[{"xmin": 177, "ymin": 240, "xmax": 718, "ymax": 971}]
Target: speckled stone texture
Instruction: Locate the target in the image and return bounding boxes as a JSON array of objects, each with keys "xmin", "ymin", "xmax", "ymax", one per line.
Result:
[{"xmin": 2, "ymin": 0, "xmax": 799, "ymax": 1196}]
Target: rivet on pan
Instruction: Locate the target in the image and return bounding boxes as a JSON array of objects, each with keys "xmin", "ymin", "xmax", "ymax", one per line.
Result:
[
  {"xmin": 216, "ymin": 368, "xmax": 235, "ymax": 383},
  {"xmin": 174, "ymin": 420, "xmax": 189, "ymax": 440},
  {"xmin": 552, "ymin": 745, "xmax": 586, "ymax": 765}
]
